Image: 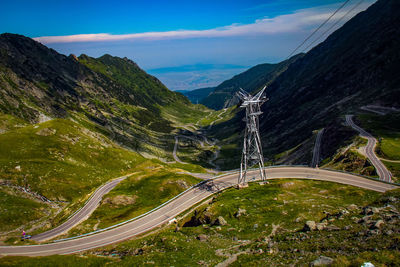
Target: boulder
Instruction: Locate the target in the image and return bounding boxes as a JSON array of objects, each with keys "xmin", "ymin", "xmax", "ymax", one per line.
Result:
[
  {"xmin": 325, "ymin": 225, "xmax": 340, "ymax": 231},
  {"xmin": 303, "ymin": 221, "xmax": 317, "ymax": 231},
  {"xmin": 373, "ymin": 220, "xmax": 384, "ymax": 229},
  {"xmin": 310, "ymin": 255, "xmax": 334, "ymax": 266},
  {"xmin": 213, "ymin": 216, "xmax": 227, "ymax": 226},
  {"xmin": 196, "ymin": 234, "xmax": 208, "ymax": 242},
  {"xmin": 234, "ymin": 208, "xmax": 247, "ymax": 218},
  {"xmin": 316, "ymin": 222, "xmax": 327, "ymax": 231},
  {"xmin": 347, "ymin": 204, "xmax": 358, "ymax": 210}
]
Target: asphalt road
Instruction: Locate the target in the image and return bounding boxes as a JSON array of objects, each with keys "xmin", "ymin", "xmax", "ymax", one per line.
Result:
[
  {"xmin": 311, "ymin": 128, "xmax": 324, "ymax": 168},
  {"xmin": 0, "ymin": 167, "xmax": 397, "ymax": 256},
  {"xmin": 346, "ymin": 115, "xmax": 392, "ymax": 182},
  {"xmin": 31, "ymin": 175, "xmax": 129, "ymax": 242}
]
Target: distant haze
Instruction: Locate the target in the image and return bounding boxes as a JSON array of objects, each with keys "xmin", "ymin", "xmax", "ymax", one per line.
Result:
[{"xmin": 148, "ymin": 64, "xmax": 249, "ymax": 91}]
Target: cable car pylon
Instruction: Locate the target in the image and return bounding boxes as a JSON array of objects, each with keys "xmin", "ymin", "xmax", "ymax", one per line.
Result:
[{"xmin": 236, "ymin": 86, "xmax": 268, "ymax": 188}]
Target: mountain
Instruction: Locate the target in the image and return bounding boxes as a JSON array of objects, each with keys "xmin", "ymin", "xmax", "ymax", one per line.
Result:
[
  {"xmin": 212, "ymin": 0, "xmax": 400, "ymax": 168},
  {"xmin": 178, "ymin": 87, "xmax": 215, "ymax": 104},
  {"xmin": 0, "ymin": 33, "xmax": 208, "ymax": 157},
  {"xmin": 200, "ymin": 54, "xmax": 303, "ymax": 110}
]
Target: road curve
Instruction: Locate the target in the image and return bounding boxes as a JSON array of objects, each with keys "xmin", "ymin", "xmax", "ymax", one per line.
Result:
[
  {"xmin": 0, "ymin": 167, "xmax": 397, "ymax": 256},
  {"xmin": 31, "ymin": 175, "xmax": 129, "ymax": 242},
  {"xmin": 311, "ymin": 128, "xmax": 324, "ymax": 168},
  {"xmin": 346, "ymin": 115, "xmax": 392, "ymax": 182}
]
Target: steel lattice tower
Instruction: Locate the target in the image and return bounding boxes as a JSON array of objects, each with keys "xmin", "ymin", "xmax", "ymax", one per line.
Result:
[{"xmin": 236, "ymin": 86, "xmax": 268, "ymax": 186}]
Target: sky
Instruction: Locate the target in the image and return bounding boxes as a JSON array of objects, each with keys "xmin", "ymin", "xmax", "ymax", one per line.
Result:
[{"xmin": 0, "ymin": 0, "xmax": 376, "ymax": 90}]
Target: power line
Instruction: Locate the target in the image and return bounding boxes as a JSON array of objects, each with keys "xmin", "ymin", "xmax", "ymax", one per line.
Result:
[
  {"xmin": 303, "ymin": 0, "xmax": 365, "ymax": 52},
  {"xmin": 286, "ymin": 0, "xmax": 351, "ymax": 59}
]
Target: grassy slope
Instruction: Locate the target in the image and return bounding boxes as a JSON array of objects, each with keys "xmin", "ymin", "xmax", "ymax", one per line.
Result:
[
  {"xmin": 0, "ymin": 114, "xmax": 147, "ymax": 237},
  {"xmin": 4, "ymin": 179, "xmax": 399, "ymax": 266},
  {"xmin": 62, "ymin": 161, "xmax": 201, "ymax": 237},
  {"xmin": 0, "ymin": 187, "xmax": 49, "ymax": 233},
  {"xmin": 0, "ymin": 117, "xmax": 144, "ymax": 202}
]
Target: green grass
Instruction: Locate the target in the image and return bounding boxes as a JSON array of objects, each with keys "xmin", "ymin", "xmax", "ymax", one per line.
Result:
[
  {"xmin": 0, "ymin": 255, "xmax": 112, "ymax": 267},
  {"xmin": 0, "ymin": 187, "xmax": 48, "ymax": 232},
  {"xmin": 3, "ymin": 179, "xmax": 393, "ymax": 266},
  {"xmin": 168, "ymin": 162, "xmax": 208, "ymax": 173},
  {"xmin": 0, "ymin": 113, "xmax": 27, "ymax": 132},
  {"xmin": 0, "ymin": 117, "xmax": 145, "ymax": 202},
  {"xmin": 62, "ymin": 161, "xmax": 202, "ymax": 236}
]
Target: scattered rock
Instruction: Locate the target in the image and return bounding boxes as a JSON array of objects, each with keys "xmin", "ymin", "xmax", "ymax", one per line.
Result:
[
  {"xmin": 234, "ymin": 208, "xmax": 246, "ymax": 218},
  {"xmin": 295, "ymin": 217, "xmax": 302, "ymax": 223},
  {"xmin": 310, "ymin": 255, "xmax": 334, "ymax": 266},
  {"xmin": 362, "ymin": 206, "xmax": 380, "ymax": 215},
  {"xmin": 253, "ymin": 224, "xmax": 258, "ymax": 229},
  {"xmin": 358, "ymin": 215, "xmax": 372, "ymax": 224},
  {"xmin": 213, "ymin": 216, "xmax": 227, "ymax": 226},
  {"xmin": 303, "ymin": 221, "xmax": 317, "ymax": 231},
  {"xmin": 15, "ymin": 165, "xmax": 21, "ymax": 171}
]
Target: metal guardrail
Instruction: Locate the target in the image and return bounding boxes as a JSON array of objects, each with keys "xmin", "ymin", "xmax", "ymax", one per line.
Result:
[
  {"xmin": 52, "ymin": 170, "xmax": 240, "ymax": 243},
  {"xmin": 51, "ymin": 165, "xmax": 398, "ymax": 243}
]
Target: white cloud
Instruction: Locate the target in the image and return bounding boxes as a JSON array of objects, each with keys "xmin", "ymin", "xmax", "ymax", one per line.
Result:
[{"xmin": 34, "ymin": 1, "xmax": 374, "ymax": 44}]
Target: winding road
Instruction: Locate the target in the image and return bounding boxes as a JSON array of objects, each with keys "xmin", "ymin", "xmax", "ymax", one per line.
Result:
[
  {"xmin": 0, "ymin": 166, "xmax": 397, "ymax": 256},
  {"xmin": 346, "ymin": 115, "xmax": 392, "ymax": 182},
  {"xmin": 311, "ymin": 128, "xmax": 324, "ymax": 168},
  {"xmin": 173, "ymin": 109, "xmax": 227, "ymax": 167},
  {"xmin": 31, "ymin": 175, "xmax": 129, "ymax": 242}
]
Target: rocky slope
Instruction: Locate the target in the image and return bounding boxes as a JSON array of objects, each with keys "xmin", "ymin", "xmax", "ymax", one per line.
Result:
[{"xmin": 212, "ymin": 0, "xmax": 400, "ymax": 167}]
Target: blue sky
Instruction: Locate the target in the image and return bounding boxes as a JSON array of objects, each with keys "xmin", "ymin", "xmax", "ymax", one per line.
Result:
[{"xmin": 0, "ymin": 0, "xmax": 376, "ymax": 90}]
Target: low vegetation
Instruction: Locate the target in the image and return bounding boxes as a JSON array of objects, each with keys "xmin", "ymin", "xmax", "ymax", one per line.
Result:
[
  {"xmin": 0, "ymin": 117, "xmax": 145, "ymax": 202},
  {"xmin": 4, "ymin": 179, "xmax": 399, "ymax": 266},
  {"xmin": 0, "ymin": 187, "xmax": 49, "ymax": 233},
  {"xmin": 59, "ymin": 161, "xmax": 201, "ymax": 237}
]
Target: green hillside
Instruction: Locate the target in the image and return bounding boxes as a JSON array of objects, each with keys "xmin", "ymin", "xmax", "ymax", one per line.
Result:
[{"xmin": 0, "ymin": 33, "xmax": 209, "ymax": 159}]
